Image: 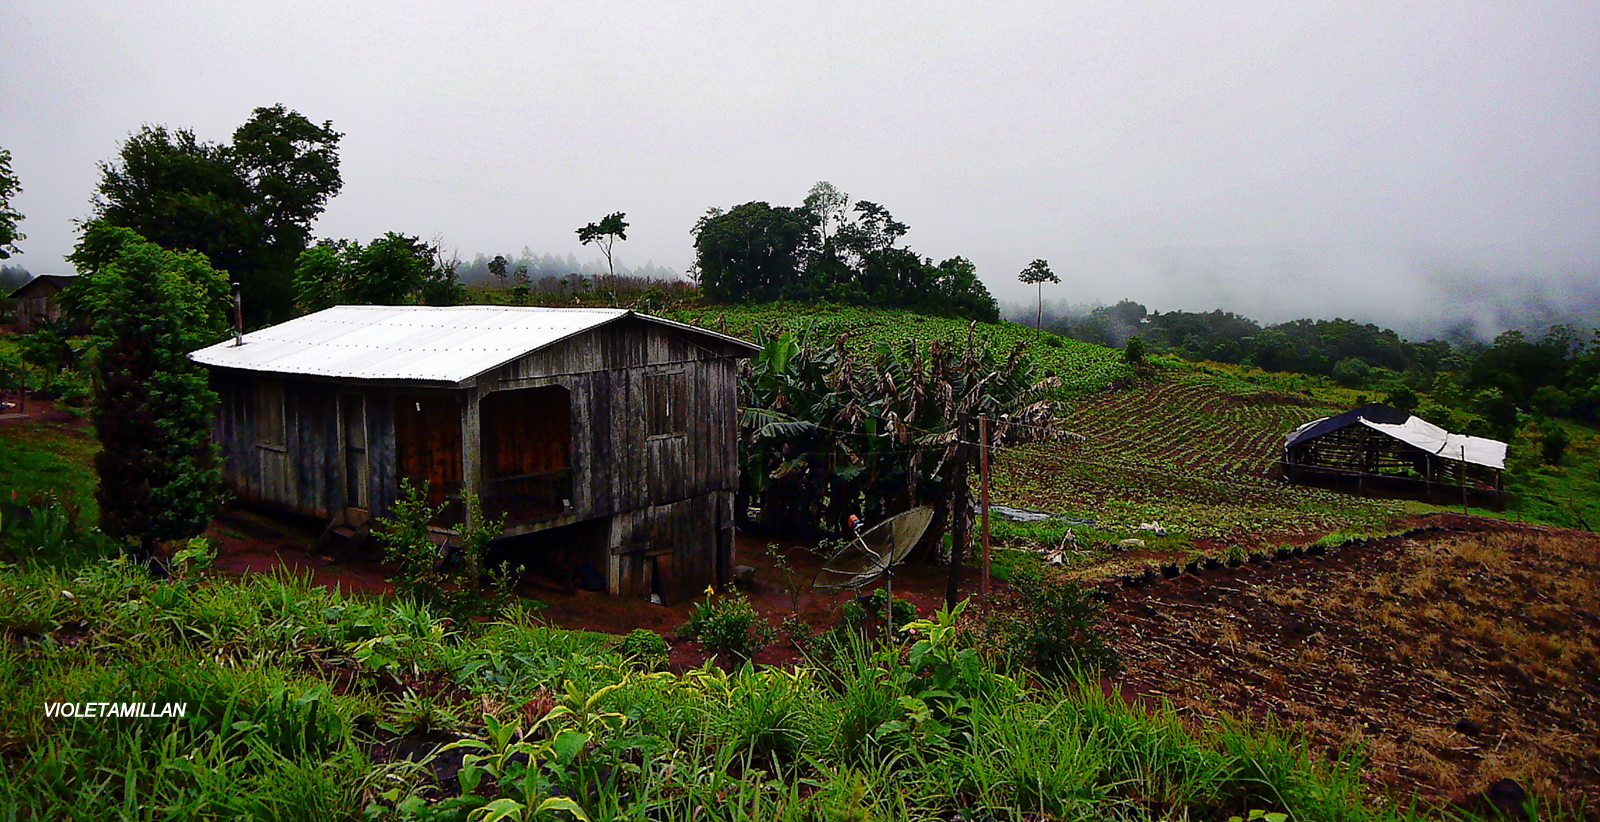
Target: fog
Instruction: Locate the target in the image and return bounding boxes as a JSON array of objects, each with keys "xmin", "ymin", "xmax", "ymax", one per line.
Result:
[{"xmin": 3, "ymin": 1, "xmax": 1596, "ymax": 335}]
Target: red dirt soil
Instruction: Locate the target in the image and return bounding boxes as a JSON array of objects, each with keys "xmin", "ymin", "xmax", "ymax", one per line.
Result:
[{"xmin": 197, "ymin": 505, "xmax": 1599, "ymax": 813}]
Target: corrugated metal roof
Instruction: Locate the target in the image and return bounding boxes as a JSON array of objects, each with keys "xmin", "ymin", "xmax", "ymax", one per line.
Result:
[
  {"xmin": 1284, "ymin": 402, "xmax": 1507, "ymax": 470},
  {"xmin": 189, "ymin": 305, "xmax": 758, "ymax": 384}
]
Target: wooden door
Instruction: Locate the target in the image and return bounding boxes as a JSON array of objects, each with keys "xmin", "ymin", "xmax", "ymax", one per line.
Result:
[{"xmin": 341, "ymin": 394, "xmax": 370, "ymax": 524}]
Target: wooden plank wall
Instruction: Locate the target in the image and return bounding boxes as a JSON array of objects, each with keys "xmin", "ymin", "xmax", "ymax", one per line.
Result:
[
  {"xmin": 209, "ymin": 314, "xmax": 745, "ymax": 598},
  {"xmin": 478, "ymin": 317, "xmax": 742, "ymax": 524},
  {"xmin": 604, "ymin": 490, "xmax": 733, "ymax": 604},
  {"xmin": 211, "ymin": 370, "xmax": 342, "ymax": 520}
]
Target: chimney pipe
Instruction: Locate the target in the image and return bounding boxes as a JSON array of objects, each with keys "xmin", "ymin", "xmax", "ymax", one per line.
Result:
[{"xmin": 231, "ymin": 282, "xmax": 243, "ymax": 346}]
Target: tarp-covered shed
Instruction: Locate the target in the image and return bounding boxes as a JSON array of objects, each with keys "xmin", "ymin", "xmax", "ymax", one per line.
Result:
[
  {"xmin": 190, "ymin": 305, "xmax": 760, "ymax": 602},
  {"xmin": 1283, "ymin": 403, "xmax": 1506, "ymax": 504}
]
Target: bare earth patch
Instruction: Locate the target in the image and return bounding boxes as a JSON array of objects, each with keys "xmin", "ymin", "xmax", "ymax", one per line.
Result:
[{"xmin": 1101, "ymin": 513, "xmax": 1600, "ymax": 810}]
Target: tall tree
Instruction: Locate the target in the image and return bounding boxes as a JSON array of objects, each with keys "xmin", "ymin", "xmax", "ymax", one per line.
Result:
[
  {"xmin": 0, "ymin": 147, "xmax": 24, "ymax": 259},
  {"xmin": 1018, "ymin": 259, "xmax": 1059, "ymax": 329},
  {"xmin": 91, "ymin": 105, "xmax": 342, "ymax": 325},
  {"xmin": 692, "ymin": 203, "xmax": 818, "ymax": 303},
  {"xmin": 487, "ymin": 254, "xmax": 509, "ymax": 283},
  {"xmin": 69, "ymin": 223, "xmax": 230, "ymax": 562},
  {"xmin": 576, "ymin": 212, "xmax": 628, "ymax": 287}
]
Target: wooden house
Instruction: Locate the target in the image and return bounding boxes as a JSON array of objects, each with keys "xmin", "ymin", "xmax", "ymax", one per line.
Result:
[
  {"xmin": 1282, "ymin": 402, "xmax": 1506, "ymax": 506},
  {"xmin": 189, "ymin": 305, "xmax": 759, "ymax": 602},
  {"xmin": 8, "ymin": 273, "xmax": 78, "ymax": 330}
]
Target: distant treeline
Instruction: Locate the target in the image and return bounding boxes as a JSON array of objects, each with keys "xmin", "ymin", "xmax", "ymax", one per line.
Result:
[
  {"xmin": 453, "ymin": 252, "xmax": 681, "ymax": 289},
  {"xmin": 691, "ymin": 182, "xmax": 1000, "ymax": 323},
  {"xmin": 0, "ymin": 264, "xmax": 29, "ymax": 293},
  {"xmin": 1047, "ymin": 299, "xmax": 1600, "ymax": 436}
]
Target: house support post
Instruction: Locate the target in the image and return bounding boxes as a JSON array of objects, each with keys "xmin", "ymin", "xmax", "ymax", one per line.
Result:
[{"xmin": 461, "ymin": 389, "xmax": 483, "ymax": 532}]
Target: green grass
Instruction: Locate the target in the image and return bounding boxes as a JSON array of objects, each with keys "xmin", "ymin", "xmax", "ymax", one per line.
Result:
[
  {"xmin": 1503, "ymin": 417, "xmax": 1600, "ymax": 531},
  {"xmin": 0, "ymin": 419, "xmax": 99, "ymax": 521},
  {"xmin": 0, "ymin": 557, "xmax": 1492, "ymax": 821}
]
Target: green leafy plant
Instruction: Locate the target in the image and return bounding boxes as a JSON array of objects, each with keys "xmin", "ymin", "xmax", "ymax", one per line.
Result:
[
  {"xmin": 989, "ymin": 566, "xmax": 1121, "ymax": 678},
  {"xmin": 682, "ymin": 587, "xmax": 775, "ymax": 663},
  {"xmin": 618, "ymin": 628, "xmax": 669, "ymax": 672},
  {"xmin": 376, "ymin": 479, "xmax": 513, "ymax": 620}
]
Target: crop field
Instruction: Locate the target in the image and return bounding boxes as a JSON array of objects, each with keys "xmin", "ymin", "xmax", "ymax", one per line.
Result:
[
  {"xmin": 663, "ymin": 303, "xmax": 1131, "ymax": 397},
  {"xmin": 661, "ymin": 304, "xmax": 1404, "ymax": 546},
  {"xmin": 989, "ymin": 377, "xmax": 1404, "ymax": 544},
  {"xmin": 1102, "ymin": 514, "xmax": 1600, "ymax": 809}
]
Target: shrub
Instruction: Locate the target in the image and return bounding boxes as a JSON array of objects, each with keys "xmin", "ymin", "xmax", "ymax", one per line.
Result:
[
  {"xmin": 1123, "ymin": 335, "xmax": 1146, "ymax": 365},
  {"xmin": 682, "ymin": 587, "xmax": 774, "ymax": 662},
  {"xmin": 619, "ymin": 628, "xmax": 670, "ymax": 671},
  {"xmin": 989, "ymin": 566, "xmax": 1121, "ymax": 678},
  {"xmin": 0, "ymin": 493, "xmax": 113, "ymax": 570},
  {"xmin": 375, "ymin": 479, "xmax": 512, "ymax": 620}
]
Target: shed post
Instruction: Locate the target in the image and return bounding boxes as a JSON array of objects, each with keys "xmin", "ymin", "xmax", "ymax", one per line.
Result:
[{"xmin": 461, "ymin": 388, "xmax": 483, "ymax": 530}]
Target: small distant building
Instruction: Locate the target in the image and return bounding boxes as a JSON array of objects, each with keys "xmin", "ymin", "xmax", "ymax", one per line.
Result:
[
  {"xmin": 8, "ymin": 273, "xmax": 78, "ymax": 330},
  {"xmin": 189, "ymin": 305, "xmax": 760, "ymax": 602},
  {"xmin": 1282, "ymin": 402, "xmax": 1506, "ymax": 505}
]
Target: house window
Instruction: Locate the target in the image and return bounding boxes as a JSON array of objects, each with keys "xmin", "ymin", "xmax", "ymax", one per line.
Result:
[
  {"xmin": 645, "ymin": 371, "xmax": 685, "ymax": 437},
  {"xmin": 256, "ymin": 380, "xmax": 285, "ymax": 449}
]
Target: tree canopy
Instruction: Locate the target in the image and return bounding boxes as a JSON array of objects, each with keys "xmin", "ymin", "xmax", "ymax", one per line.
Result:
[
  {"xmin": 0, "ymin": 147, "xmax": 24, "ymax": 259},
  {"xmin": 691, "ymin": 184, "xmax": 999, "ymax": 322},
  {"xmin": 576, "ymin": 212, "xmax": 628, "ymax": 286},
  {"xmin": 292, "ymin": 232, "xmax": 464, "ymax": 312},
  {"xmin": 90, "ymin": 105, "xmax": 342, "ymax": 325},
  {"xmin": 1018, "ymin": 259, "xmax": 1059, "ymax": 329}
]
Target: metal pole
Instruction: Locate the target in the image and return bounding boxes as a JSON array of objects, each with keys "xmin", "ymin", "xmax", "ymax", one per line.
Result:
[
  {"xmin": 979, "ymin": 413, "xmax": 991, "ymax": 610},
  {"xmin": 1460, "ymin": 445, "xmax": 1468, "ymax": 514},
  {"xmin": 231, "ymin": 282, "xmax": 244, "ymax": 347}
]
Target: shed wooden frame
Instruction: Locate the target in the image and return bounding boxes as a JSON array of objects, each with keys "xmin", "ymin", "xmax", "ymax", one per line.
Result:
[{"xmin": 192, "ymin": 306, "xmax": 758, "ymax": 603}]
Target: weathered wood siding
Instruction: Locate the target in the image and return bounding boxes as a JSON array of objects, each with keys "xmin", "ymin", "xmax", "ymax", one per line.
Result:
[
  {"xmin": 211, "ymin": 370, "xmax": 344, "ymax": 520},
  {"xmin": 209, "ymin": 313, "xmax": 746, "ymax": 598},
  {"xmin": 605, "ymin": 490, "xmax": 733, "ymax": 604},
  {"xmin": 473, "ymin": 316, "xmax": 743, "ymax": 526}
]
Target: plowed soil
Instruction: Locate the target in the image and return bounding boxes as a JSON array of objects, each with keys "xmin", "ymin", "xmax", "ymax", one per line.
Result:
[{"xmin": 1099, "ymin": 513, "xmax": 1600, "ymax": 811}]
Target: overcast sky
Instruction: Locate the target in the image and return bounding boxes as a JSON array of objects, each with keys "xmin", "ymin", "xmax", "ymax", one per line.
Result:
[{"xmin": 3, "ymin": 1, "xmax": 1597, "ymax": 332}]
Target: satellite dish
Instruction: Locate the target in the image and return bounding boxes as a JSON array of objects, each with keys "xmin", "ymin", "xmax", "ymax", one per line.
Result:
[{"xmin": 813, "ymin": 506, "xmax": 934, "ymax": 591}]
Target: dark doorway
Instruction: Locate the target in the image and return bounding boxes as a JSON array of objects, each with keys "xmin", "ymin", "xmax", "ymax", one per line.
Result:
[
  {"xmin": 395, "ymin": 394, "xmax": 463, "ymax": 524},
  {"xmin": 482, "ymin": 385, "xmax": 573, "ymax": 523}
]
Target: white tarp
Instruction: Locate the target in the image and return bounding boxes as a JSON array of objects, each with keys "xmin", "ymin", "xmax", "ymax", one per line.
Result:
[{"xmin": 1358, "ymin": 415, "xmax": 1507, "ymax": 470}]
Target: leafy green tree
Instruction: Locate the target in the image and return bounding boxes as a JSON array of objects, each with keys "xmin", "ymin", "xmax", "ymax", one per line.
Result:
[
  {"xmin": 0, "ymin": 147, "xmax": 24, "ymax": 259},
  {"xmin": 1018, "ymin": 259, "xmax": 1058, "ymax": 329},
  {"xmin": 1122, "ymin": 335, "xmax": 1146, "ymax": 366},
  {"xmin": 291, "ymin": 233, "xmax": 461, "ymax": 310},
  {"xmin": 69, "ymin": 223, "xmax": 230, "ymax": 562},
  {"xmin": 487, "ymin": 254, "xmax": 509, "ymax": 283},
  {"xmin": 576, "ymin": 212, "xmax": 628, "ymax": 287},
  {"xmin": 739, "ymin": 327, "xmax": 1057, "ymax": 606},
  {"xmin": 90, "ymin": 106, "xmax": 342, "ymax": 324},
  {"xmin": 692, "ymin": 202, "xmax": 817, "ymax": 303}
]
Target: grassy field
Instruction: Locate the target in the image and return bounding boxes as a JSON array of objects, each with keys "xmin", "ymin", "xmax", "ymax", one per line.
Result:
[
  {"xmin": 0, "ymin": 557, "xmax": 1513, "ymax": 821},
  {"xmin": 0, "ymin": 417, "xmax": 98, "ymax": 521}
]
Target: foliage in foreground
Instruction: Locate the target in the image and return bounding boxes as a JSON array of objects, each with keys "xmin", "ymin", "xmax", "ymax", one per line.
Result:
[
  {"xmin": 70, "ymin": 222, "xmax": 232, "ymax": 560},
  {"xmin": 0, "ymin": 559, "xmax": 1552, "ymax": 821}
]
